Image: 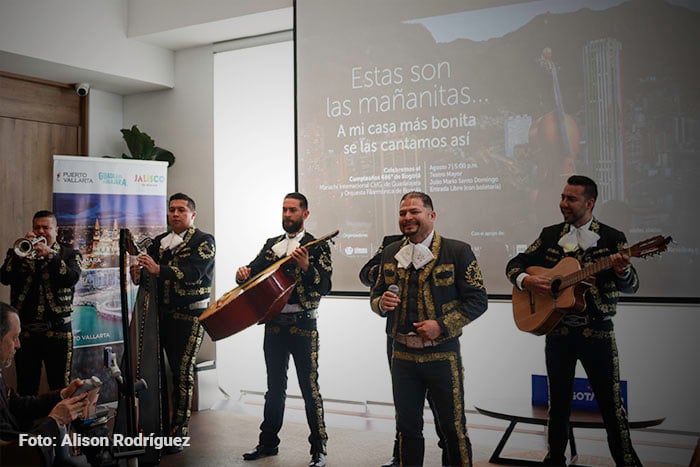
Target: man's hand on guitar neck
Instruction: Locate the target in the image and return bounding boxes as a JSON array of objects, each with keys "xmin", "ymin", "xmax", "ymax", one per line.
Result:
[
  {"xmin": 610, "ymin": 252, "xmax": 632, "ymax": 277},
  {"xmin": 520, "ymin": 252, "xmax": 631, "ymax": 294},
  {"xmin": 522, "ymin": 274, "xmax": 553, "ymax": 295}
]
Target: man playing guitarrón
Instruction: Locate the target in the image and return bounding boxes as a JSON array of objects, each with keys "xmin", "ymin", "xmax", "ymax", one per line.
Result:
[
  {"xmin": 505, "ymin": 175, "xmax": 642, "ymax": 466},
  {"xmin": 237, "ymin": 192, "xmax": 331, "ymax": 467}
]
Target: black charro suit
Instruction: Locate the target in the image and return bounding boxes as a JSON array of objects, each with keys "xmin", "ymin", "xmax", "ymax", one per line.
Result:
[
  {"xmin": 371, "ymin": 234, "xmax": 487, "ymax": 342},
  {"xmin": 244, "ymin": 232, "xmax": 332, "ymax": 313},
  {"xmin": 1, "ymin": 244, "xmax": 81, "ymax": 395},
  {"xmin": 506, "ymin": 219, "xmax": 639, "ymax": 320},
  {"xmin": 358, "ymin": 235, "xmax": 404, "ymax": 289},
  {"xmin": 240, "ymin": 231, "xmax": 332, "ymax": 456},
  {"xmin": 149, "ymin": 227, "xmax": 215, "ymax": 312},
  {"xmin": 370, "ymin": 233, "xmax": 487, "ymax": 466},
  {"xmin": 147, "ymin": 225, "xmax": 215, "ymax": 437},
  {"xmin": 505, "ymin": 218, "xmax": 641, "ymax": 466},
  {"xmin": 360, "ymin": 234, "xmax": 447, "ymax": 464}
]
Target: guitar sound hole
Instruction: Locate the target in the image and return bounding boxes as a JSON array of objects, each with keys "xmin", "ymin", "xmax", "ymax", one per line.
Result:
[{"xmin": 550, "ymin": 278, "xmax": 562, "ymax": 297}]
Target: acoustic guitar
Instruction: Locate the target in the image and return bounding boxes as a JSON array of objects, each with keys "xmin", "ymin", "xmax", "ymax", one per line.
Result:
[{"xmin": 512, "ymin": 235, "xmax": 671, "ymax": 335}]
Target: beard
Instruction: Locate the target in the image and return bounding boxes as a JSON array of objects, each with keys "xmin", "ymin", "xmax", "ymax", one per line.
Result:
[
  {"xmin": 400, "ymin": 220, "xmax": 420, "ymax": 237},
  {"xmin": 283, "ymin": 218, "xmax": 303, "ymax": 234},
  {"xmin": 561, "ymin": 209, "xmax": 585, "ymax": 226}
]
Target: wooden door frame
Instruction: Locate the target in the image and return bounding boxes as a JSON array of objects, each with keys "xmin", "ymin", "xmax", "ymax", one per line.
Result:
[{"xmin": 0, "ymin": 70, "xmax": 88, "ymax": 154}]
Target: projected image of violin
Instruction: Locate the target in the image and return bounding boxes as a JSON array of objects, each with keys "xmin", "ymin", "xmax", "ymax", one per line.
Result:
[{"xmin": 529, "ymin": 47, "xmax": 580, "ymax": 181}]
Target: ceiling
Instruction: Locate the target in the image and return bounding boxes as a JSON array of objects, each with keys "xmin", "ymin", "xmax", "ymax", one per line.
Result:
[{"xmin": 0, "ymin": 7, "xmax": 292, "ymax": 96}]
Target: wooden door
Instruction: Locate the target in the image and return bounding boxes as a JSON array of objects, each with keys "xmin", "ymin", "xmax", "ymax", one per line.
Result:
[{"xmin": 0, "ymin": 72, "xmax": 87, "ymax": 304}]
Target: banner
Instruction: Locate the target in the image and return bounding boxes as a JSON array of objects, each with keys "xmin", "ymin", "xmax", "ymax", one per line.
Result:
[
  {"xmin": 532, "ymin": 374, "xmax": 628, "ymax": 412},
  {"xmin": 53, "ymin": 155, "xmax": 167, "ymax": 398}
]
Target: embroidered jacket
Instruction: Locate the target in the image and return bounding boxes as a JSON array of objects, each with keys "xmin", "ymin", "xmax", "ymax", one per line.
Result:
[
  {"xmin": 370, "ymin": 233, "xmax": 488, "ymax": 341},
  {"xmin": 240, "ymin": 232, "xmax": 332, "ymax": 311},
  {"xmin": 505, "ymin": 218, "xmax": 639, "ymax": 322},
  {"xmin": 148, "ymin": 226, "xmax": 215, "ymax": 311},
  {"xmin": 359, "ymin": 234, "xmax": 404, "ymax": 288},
  {"xmin": 1, "ymin": 244, "xmax": 81, "ymax": 325}
]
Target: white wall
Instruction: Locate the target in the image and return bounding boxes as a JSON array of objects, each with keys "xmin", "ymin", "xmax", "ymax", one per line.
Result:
[
  {"xmin": 123, "ymin": 46, "xmax": 215, "ymax": 235},
  {"xmin": 88, "ymin": 89, "xmax": 125, "ymax": 157},
  {"xmin": 0, "ymin": 0, "xmax": 173, "ymax": 91}
]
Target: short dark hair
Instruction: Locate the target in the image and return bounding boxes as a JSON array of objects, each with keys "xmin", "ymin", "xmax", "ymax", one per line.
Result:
[
  {"xmin": 0, "ymin": 302, "xmax": 18, "ymax": 339},
  {"xmin": 284, "ymin": 192, "xmax": 308, "ymax": 210},
  {"xmin": 169, "ymin": 193, "xmax": 196, "ymax": 211},
  {"xmin": 33, "ymin": 210, "xmax": 56, "ymax": 222},
  {"xmin": 567, "ymin": 175, "xmax": 598, "ymax": 201},
  {"xmin": 400, "ymin": 191, "xmax": 434, "ymax": 210}
]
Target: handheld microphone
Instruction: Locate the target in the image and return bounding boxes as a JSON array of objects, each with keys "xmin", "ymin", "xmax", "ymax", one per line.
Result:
[{"xmin": 380, "ymin": 284, "xmax": 400, "ymax": 317}]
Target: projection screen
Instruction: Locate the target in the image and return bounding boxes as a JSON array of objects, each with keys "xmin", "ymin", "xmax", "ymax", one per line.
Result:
[{"xmin": 295, "ymin": 0, "xmax": 700, "ymax": 298}]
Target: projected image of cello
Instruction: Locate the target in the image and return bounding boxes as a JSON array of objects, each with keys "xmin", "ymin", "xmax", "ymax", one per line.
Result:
[{"xmin": 528, "ymin": 47, "xmax": 580, "ymax": 225}]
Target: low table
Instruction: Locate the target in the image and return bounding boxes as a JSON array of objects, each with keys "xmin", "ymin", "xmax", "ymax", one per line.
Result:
[{"xmin": 474, "ymin": 398, "xmax": 665, "ymax": 465}]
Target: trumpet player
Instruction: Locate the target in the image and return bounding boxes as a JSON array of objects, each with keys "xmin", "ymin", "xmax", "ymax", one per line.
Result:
[{"xmin": 0, "ymin": 210, "xmax": 81, "ymax": 395}]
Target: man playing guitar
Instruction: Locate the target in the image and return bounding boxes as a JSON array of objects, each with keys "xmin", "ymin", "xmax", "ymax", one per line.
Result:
[{"xmin": 505, "ymin": 175, "xmax": 642, "ymax": 466}]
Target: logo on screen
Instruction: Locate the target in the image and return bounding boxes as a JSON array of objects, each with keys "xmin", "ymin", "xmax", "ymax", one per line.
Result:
[{"xmin": 344, "ymin": 246, "xmax": 368, "ymax": 257}]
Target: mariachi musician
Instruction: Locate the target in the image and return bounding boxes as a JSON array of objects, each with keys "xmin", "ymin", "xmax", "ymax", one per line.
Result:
[
  {"xmin": 236, "ymin": 192, "xmax": 331, "ymax": 467},
  {"xmin": 1, "ymin": 210, "xmax": 81, "ymax": 396},
  {"xmin": 360, "ymin": 233, "xmax": 448, "ymax": 467},
  {"xmin": 370, "ymin": 192, "xmax": 487, "ymax": 467},
  {"xmin": 132, "ymin": 193, "xmax": 215, "ymax": 454},
  {"xmin": 505, "ymin": 175, "xmax": 641, "ymax": 466}
]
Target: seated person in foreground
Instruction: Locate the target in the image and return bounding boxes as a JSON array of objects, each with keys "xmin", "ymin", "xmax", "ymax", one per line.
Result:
[{"xmin": 0, "ymin": 301, "xmax": 90, "ymax": 466}]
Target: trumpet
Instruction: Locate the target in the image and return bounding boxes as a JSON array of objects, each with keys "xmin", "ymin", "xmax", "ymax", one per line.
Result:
[{"xmin": 13, "ymin": 236, "xmax": 47, "ymax": 258}]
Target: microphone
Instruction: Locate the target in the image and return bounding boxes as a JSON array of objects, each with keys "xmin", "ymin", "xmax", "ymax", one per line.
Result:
[{"xmin": 380, "ymin": 284, "xmax": 400, "ymax": 317}]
